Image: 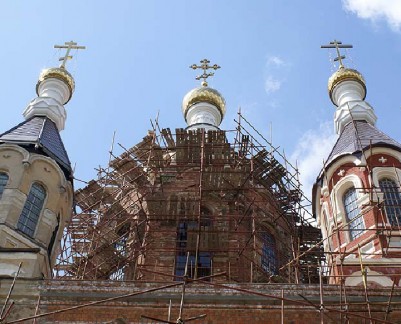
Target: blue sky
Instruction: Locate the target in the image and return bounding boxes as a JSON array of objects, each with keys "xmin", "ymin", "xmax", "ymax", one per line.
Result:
[{"xmin": 1, "ymin": 0, "xmax": 401, "ymax": 196}]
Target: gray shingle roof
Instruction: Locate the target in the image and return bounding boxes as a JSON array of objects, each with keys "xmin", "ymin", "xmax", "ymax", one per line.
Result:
[
  {"xmin": 0, "ymin": 116, "xmax": 71, "ymax": 175},
  {"xmin": 326, "ymin": 120, "xmax": 401, "ymax": 164}
]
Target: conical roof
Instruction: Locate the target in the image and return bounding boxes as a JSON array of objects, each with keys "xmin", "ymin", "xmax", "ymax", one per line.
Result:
[
  {"xmin": 0, "ymin": 116, "xmax": 72, "ymax": 176},
  {"xmin": 325, "ymin": 120, "xmax": 401, "ymax": 165}
]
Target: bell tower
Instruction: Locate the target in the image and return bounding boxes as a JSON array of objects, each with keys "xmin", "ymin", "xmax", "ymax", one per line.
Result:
[
  {"xmin": 314, "ymin": 40, "xmax": 401, "ymax": 287},
  {"xmin": 0, "ymin": 41, "xmax": 85, "ymax": 278}
]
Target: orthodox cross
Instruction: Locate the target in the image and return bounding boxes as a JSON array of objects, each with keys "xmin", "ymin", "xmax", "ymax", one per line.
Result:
[
  {"xmin": 321, "ymin": 40, "xmax": 353, "ymax": 68},
  {"xmin": 190, "ymin": 59, "xmax": 220, "ymax": 87},
  {"xmin": 54, "ymin": 41, "xmax": 86, "ymax": 69}
]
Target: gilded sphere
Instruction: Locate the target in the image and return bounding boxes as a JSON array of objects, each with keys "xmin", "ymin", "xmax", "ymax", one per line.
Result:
[
  {"xmin": 36, "ymin": 67, "xmax": 75, "ymax": 103},
  {"xmin": 328, "ymin": 67, "xmax": 366, "ymax": 103},
  {"xmin": 182, "ymin": 86, "xmax": 226, "ymax": 120}
]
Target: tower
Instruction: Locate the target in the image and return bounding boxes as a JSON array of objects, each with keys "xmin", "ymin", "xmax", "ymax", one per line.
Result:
[
  {"xmin": 314, "ymin": 41, "xmax": 401, "ymax": 287},
  {"xmin": 0, "ymin": 42, "xmax": 84, "ymax": 279},
  {"xmin": 54, "ymin": 60, "xmax": 320, "ymax": 285}
]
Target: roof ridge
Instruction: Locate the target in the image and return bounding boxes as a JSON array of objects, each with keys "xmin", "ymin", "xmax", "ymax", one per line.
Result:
[{"xmin": 325, "ymin": 120, "xmax": 401, "ymax": 168}]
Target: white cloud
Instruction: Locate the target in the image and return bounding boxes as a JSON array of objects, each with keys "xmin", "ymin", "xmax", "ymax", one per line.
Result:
[
  {"xmin": 343, "ymin": 0, "xmax": 401, "ymax": 31},
  {"xmin": 264, "ymin": 55, "xmax": 289, "ymax": 95},
  {"xmin": 290, "ymin": 121, "xmax": 337, "ymax": 201},
  {"xmin": 267, "ymin": 56, "xmax": 285, "ymax": 67},
  {"xmin": 264, "ymin": 76, "xmax": 282, "ymax": 94}
]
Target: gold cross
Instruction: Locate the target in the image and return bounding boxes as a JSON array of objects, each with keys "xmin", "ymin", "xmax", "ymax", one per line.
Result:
[
  {"xmin": 54, "ymin": 41, "xmax": 86, "ymax": 69},
  {"xmin": 321, "ymin": 40, "xmax": 353, "ymax": 68},
  {"xmin": 189, "ymin": 59, "xmax": 220, "ymax": 87}
]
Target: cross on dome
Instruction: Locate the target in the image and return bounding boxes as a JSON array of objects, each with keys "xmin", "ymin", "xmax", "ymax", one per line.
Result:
[
  {"xmin": 321, "ymin": 40, "xmax": 353, "ymax": 68},
  {"xmin": 189, "ymin": 59, "xmax": 220, "ymax": 87},
  {"xmin": 54, "ymin": 40, "xmax": 86, "ymax": 69}
]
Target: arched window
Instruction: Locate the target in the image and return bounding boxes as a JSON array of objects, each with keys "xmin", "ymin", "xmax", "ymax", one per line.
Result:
[
  {"xmin": 0, "ymin": 173, "xmax": 9, "ymax": 199},
  {"xmin": 379, "ymin": 178, "xmax": 401, "ymax": 227},
  {"xmin": 343, "ymin": 187, "xmax": 364, "ymax": 240},
  {"xmin": 114, "ymin": 224, "xmax": 130, "ymax": 257},
  {"xmin": 17, "ymin": 183, "xmax": 46, "ymax": 237},
  {"xmin": 175, "ymin": 208, "xmax": 212, "ymax": 280},
  {"xmin": 261, "ymin": 232, "xmax": 277, "ymax": 275}
]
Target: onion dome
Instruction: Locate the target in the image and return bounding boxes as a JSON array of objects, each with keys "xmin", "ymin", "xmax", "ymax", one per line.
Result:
[
  {"xmin": 328, "ymin": 66, "xmax": 366, "ymax": 105},
  {"xmin": 36, "ymin": 67, "xmax": 75, "ymax": 104},
  {"xmin": 182, "ymin": 86, "xmax": 226, "ymax": 122}
]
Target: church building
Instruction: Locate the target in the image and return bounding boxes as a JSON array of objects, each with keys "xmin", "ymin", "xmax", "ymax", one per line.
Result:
[{"xmin": 0, "ymin": 41, "xmax": 400, "ymax": 324}]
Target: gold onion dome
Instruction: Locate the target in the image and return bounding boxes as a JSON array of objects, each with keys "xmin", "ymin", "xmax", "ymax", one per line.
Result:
[
  {"xmin": 328, "ymin": 66, "xmax": 366, "ymax": 105},
  {"xmin": 182, "ymin": 86, "xmax": 226, "ymax": 120},
  {"xmin": 36, "ymin": 67, "xmax": 75, "ymax": 103}
]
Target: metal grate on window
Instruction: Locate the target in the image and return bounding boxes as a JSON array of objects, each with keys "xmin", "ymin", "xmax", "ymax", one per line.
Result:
[
  {"xmin": 175, "ymin": 220, "xmax": 211, "ymax": 280},
  {"xmin": 17, "ymin": 183, "xmax": 46, "ymax": 237},
  {"xmin": 261, "ymin": 232, "xmax": 277, "ymax": 275},
  {"xmin": 114, "ymin": 224, "xmax": 130, "ymax": 257},
  {"xmin": 0, "ymin": 173, "xmax": 8, "ymax": 199},
  {"xmin": 343, "ymin": 187, "xmax": 364, "ymax": 240},
  {"xmin": 379, "ymin": 178, "xmax": 401, "ymax": 227},
  {"xmin": 109, "ymin": 266, "xmax": 126, "ymax": 280}
]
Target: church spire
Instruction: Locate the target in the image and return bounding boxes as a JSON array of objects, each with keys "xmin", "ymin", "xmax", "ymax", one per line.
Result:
[
  {"xmin": 22, "ymin": 41, "xmax": 86, "ymax": 132},
  {"xmin": 321, "ymin": 40, "xmax": 377, "ymax": 135}
]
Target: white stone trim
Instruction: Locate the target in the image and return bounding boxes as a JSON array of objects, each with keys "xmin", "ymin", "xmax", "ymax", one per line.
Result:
[
  {"xmin": 344, "ymin": 267, "xmax": 394, "ymax": 287},
  {"xmin": 342, "ymin": 257, "xmax": 401, "ymax": 265},
  {"xmin": 331, "ymin": 80, "xmax": 377, "ymax": 134},
  {"xmin": 364, "ymin": 147, "xmax": 401, "ymax": 163},
  {"xmin": 331, "ymin": 174, "xmax": 368, "ymax": 242},
  {"xmin": 334, "ymin": 100, "xmax": 377, "ymax": 135},
  {"xmin": 371, "ymin": 167, "xmax": 401, "ymax": 225},
  {"xmin": 186, "ymin": 102, "xmax": 222, "ymax": 130},
  {"xmin": 23, "ymin": 78, "xmax": 70, "ymax": 132},
  {"xmin": 324, "ymin": 155, "xmax": 363, "ymax": 187},
  {"xmin": 332, "ymin": 81, "xmax": 366, "ymax": 107},
  {"xmin": 372, "ymin": 167, "xmax": 401, "ymax": 189},
  {"xmin": 319, "ymin": 203, "xmax": 332, "ymax": 252}
]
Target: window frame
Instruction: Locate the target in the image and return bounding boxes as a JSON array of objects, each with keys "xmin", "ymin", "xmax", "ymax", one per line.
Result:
[
  {"xmin": 175, "ymin": 208, "xmax": 212, "ymax": 280},
  {"xmin": 17, "ymin": 182, "xmax": 47, "ymax": 238},
  {"xmin": 260, "ymin": 231, "xmax": 278, "ymax": 276},
  {"xmin": 379, "ymin": 178, "xmax": 401, "ymax": 227},
  {"xmin": 371, "ymin": 166, "xmax": 401, "ymax": 226},
  {"xmin": 343, "ymin": 187, "xmax": 365, "ymax": 240},
  {"xmin": 330, "ymin": 174, "xmax": 368, "ymax": 242},
  {"xmin": 0, "ymin": 172, "xmax": 9, "ymax": 199},
  {"xmin": 114, "ymin": 224, "xmax": 130, "ymax": 257}
]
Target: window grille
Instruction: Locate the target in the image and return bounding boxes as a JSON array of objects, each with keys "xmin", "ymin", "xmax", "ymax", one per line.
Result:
[
  {"xmin": 17, "ymin": 183, "xmax": 46, "ymax": 237},
  {"xmin": 175, "ymin": 218, "xmax": 211, "ymax": 280},
  {"xmin": 261, "ymin": 232, "xmax": 277, "ymax": 275},
  {"xmin": 379, "ymin": 178, "xmax": 401, "ymax": 227},
  {"xmin": 343, "ymin": 187, "xmax": 364, "ymax": 240},
  {"xmin": 114, "ymin": 224, "xmax": 130, "ymax": 257},
  {"xmin": 0, "ymin": 173, "xmax": 8, "ymax": 199},
  {"xmin": 109, "ymin": 266, "xmax": 126, "ymax": 280}
]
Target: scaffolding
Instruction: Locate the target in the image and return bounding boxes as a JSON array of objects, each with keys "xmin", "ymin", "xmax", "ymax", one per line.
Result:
[
  {"xmin": 3, "ymin": 111, "xmax": 400, "ymax": 324},
  {"xmin": 54, "ymin": 111, "xmax": 323, "ymax": 284}
]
